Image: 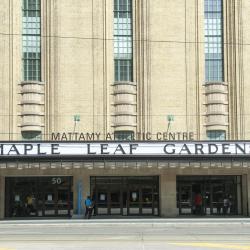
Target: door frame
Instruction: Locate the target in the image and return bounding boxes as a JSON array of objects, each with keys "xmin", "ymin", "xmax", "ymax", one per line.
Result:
[
  {"xmin": 91, "ymin": 176, "xmax": 159, "ymax": 216},
  {"xmin": 178, "ymin": 184, "xmax": 193, "ymax": 215}
]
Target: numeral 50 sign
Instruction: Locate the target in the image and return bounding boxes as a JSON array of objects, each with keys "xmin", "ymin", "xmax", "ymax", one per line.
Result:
[{"xmin": 51, "ymin": 177, "xmax": 62, "ymax": 185}]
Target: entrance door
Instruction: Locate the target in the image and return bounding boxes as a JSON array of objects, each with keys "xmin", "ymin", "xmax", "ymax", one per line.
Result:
[
  {"xmin": 57, "ymin": 185, "xmax": 72, "ymax": 216},
  {"xmin": 96, "ymin": 189, "xmax": 108, "ymax": 215},
  {"xmin": 210, "ymin": 183, "xmax": 224, "ymax": 215},
  {"xmin": 95, "ymin": 188, "xmax": 122, "ymax": 215},
  {"xmin": 37, "ymin": 186, "xmax": 63, "ymax": 217},
  {"xmin": 42, "ymin": 177, "xmax": 72, "ymax": 217},
  {"xmin": 91, "ymin": 176, "xmax": 159, "ymax": 216},
  {"xmin": 127, "ymin": 180, "xmax": 158, "ymax": 216},
  {"xmin": 109, "ymin": 189, "xmax": 122, "ymax": 215},
  {"xmin": 43, "ymin": 185, "xmax": 56, "ymax": 216},
  {"xmin": 5, "ymin": 177, "xmax": 73, "ymax": 218},
  {"xmin": 179, "ymin": 183, "xmax": 209, "ymax": 215},
  {"xmin": 177, "ymin": 176, "xmax": 242, "ymax": 216},
  {"xmin": 128, "ymin": 186, "xmax": 140, "ymax": 215},
  {"xmin": 179, "ymin": 185, "xmax": 193, "ymax": 215},
  {"xmin": 142, "ymin": 187, "xmax": 154, "ymax": 215},
  {"xmin": 127, "ymin": 184, "xmax": 157, "ymax": 216},
  {"xmin": 210, "ymin": 182, "xmax": 238, "ymax": 215},
  {"xmin": 202, "ymin": 183, "xmax": 211, "ymax": 215}
]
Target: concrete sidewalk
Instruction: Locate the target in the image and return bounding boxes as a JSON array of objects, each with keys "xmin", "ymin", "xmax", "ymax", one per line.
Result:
[
  {"xmin": 0, "ymin": 217, "xmax": 250, "ymax": 224},
  {"xmin": 1, "ymin": 217, "xmax": 250, "ymax": 226},
  {"xmin": 0, "ymin": 218, "xmax": 250, "ymax": 250}
]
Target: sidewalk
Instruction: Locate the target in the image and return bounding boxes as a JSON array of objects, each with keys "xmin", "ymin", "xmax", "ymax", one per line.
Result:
[
  {"xmin": 1, "ymin": 217, "xmax": 250, "ymax": 226},
  {"xmin": 0, "ymin": 217, "xmax": 250, "ymax": 248}
]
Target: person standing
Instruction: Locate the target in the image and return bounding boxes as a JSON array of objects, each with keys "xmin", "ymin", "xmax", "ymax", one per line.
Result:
[
  {"xmin": 194, "ymin": 193, "xmax": 202, "ymax": 215},
  {"xmin": 26, "ymin": 194, "xmax": 34, "ymax": 215},
  {"xmin": 223, "ymin": 196, "xmax": 229, "ymax": 215},
  {"xmin": 84, "ymin": 196, "xmax": 93, "ymax": 219}
]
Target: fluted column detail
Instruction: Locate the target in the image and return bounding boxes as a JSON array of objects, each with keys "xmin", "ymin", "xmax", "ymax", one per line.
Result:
[
  {"xmin": 204, "ymin": 82, "xmax": 229, "ymax": 130},
  {"xmin": 19, "ymin": 81, "xmax": 44, "ymax": 132},
  {"xmin": 112, "ymin": 82, "xmax": 137, "ymax": 131}
]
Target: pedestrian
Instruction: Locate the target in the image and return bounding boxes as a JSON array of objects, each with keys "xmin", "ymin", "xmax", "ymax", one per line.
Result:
[
  {"xmin": 223, "ymin": 196, "xmax": 229, "ymax": 215},
  {"xmin": 91, "ymin": 193, "xmax": 96, "ymax": 216},
  {"xmin": 84, "ymin": 196, "xmax": 93, "ymax": 219},
  {"xmin": 194, "ymin": 193, "xmax": 202, "ymax": 215},
  {"xmin": 26, "ymin": 194, "xmax": 34, "ymax": 215},
  {"xmin": 228, "ymin": 195, "xmax": 233, "ymax": 214}
]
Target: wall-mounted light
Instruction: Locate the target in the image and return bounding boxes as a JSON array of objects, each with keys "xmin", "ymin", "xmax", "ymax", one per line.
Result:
[
  {"xmin": 7, "ymin": 162, "xmax": 17, "ymax": 169},
  {"xmin": 61, "ymin": 162, "xmax": 72, "ymax": 170},
  {"xmin": 29, "ymin": 163, "xmax": 40, "ymax": 169},
  {"xmin": 169, "ymin": 162, "xmax": 177, "ymax": 168},
  {"xmin": 158, "ymin": 162, "xmax": 167, "ymax": 168},
  {"xmin": 84, "ymin": 162, "xmax": 93, "ymax": 168},
  {"xmin": 73, "ymin": 162, "xmax": 82, "ymax": 169},
  {"xmin": 167, "ymin": 115, "xmax": 174, "ymax": 134},
  {"xmin": 96, "ymin": 162, "xmax": 105, "ymax": 169},
  {"xmin": 191, "ymin": 162, "xmax": 200, "ymax": 168},
  {"xmin": 0, "ymin": 163, "xmax": 6, "ymax": 169},
  {"xmin": 201, "ymin": 162, "xmax": 209, "ymax": 169},
  {"xmin": 73, "ymin": 114, "xmax": 80, "ymax": 133},
  {"xmin": 242, "ymin": 162, "xmax": 248, "ymax": 168},
  {"xmin": 180, "ymin": 162, "xmax": 189, "ymax": 169},
  {"xmin": 40, "ymin": 163, "xmax": 50, "ymax": 170},
  {"xmin": 232, "ymin": 161, "xmax": 241, "ymax": 168}
]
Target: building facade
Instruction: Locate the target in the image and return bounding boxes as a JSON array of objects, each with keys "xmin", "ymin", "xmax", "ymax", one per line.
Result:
[{"xmin": 0, "ymin": 0, "xmax": 250, "ymax": 218}]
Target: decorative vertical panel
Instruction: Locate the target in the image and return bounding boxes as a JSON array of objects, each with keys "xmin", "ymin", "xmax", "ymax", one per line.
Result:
[
  {"xmin": 112, "ymin": 0, "xmax": 137, "ymax": 134},
  {"xmin": 20, "ymin": 0, "xmax": 44, "ymax": 137}
]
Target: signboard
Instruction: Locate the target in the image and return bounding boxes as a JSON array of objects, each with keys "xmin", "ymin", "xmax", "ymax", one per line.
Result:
[
  {"xmin": 51, "ymin": 132, "xmax": 194, "ymax": 141},
  {"xmin": 0, "ymin": 142, "xmax": 250, "ymax": 157},
  {"xmin": 100, "ymin": 194, "xmax": 106, "ymax": 201},
  {"xmin": 47, "ymin": 194, "xmax": 53, "ymax": 201},
  {"xmin": 15, "ymin": 195, "xmax": 20, "ymax": 202}
]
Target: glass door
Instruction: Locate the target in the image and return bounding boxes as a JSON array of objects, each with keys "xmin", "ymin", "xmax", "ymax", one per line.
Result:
[
  {"xmin": 109, "ymin": 189, "xmax": 122, "ymax": 215},
  {"xmin": 122, "ymin": 190, "xmax": 128, "ymax": 215},
  {"xmin": 43, "ymin": 187, "xmax": 56, "ymax": 216},
  {"xmin": 211, "ymin": 183, "xmax": 224, "ymax": 215},
  {"xmin": 177, "ymin": 175, "xmax": 242, "ymax": 216},
  {"xmin": 128, "ymin": 187, "xmax": 140, "ymax": 215},
  {"xmin": 36, "ymin": 190, "xmax": 44, "ymax": 217},
  {"xmin": 225, "ymin": 181, "xmax": 238, "ymax": 215},
  {"xmin": 142, "ymin": 187, "xmax": 153, "ymax": 215},
  {"xmin": 179, "ymin": 185, "xmax": 193, "ymax": 215},
  {"xmin": 90, "ymin": 176, "xmax": 159, "ymax": 217},
  {"xmin": 5, "ymin": 177, "xmax": 73, "ymax": 218},
  {"xmin": 202, "ymin": 183, "xmax": 210, "ymax": 215},
  {"xmin": 96, "ymin": 189, "xmax": 108, "ymax": 215},
  {"xmin": 57, "ymin": 187, "xmax": 72, "ymax": 216}
]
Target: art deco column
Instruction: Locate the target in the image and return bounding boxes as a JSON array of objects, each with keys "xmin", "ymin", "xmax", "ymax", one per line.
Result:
[
  {"xmin": 20, "ymin": 81, "xmax": 44, "ymax": 133},
  {"xmin": 112, "ymin": 82, "xmax": 137, "ymax": 131},
  {"xmin": 204, "ymin": 82, "xmax": 229, "ymax": 132}
]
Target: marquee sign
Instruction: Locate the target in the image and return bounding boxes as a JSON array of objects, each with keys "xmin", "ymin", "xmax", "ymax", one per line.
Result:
[{"xmin": 0, "ymin": 142, "xmax": 250, "ymax": 157}]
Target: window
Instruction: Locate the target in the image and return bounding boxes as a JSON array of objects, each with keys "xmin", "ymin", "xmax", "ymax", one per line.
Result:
[
  {"xmin": 114, "ymin": 0, "xmax": 133, "ymax": 82},
  {"xmin": 207, "ymin": 130, "xmax": 226, "ymax": 140},
  {"xmin": 22, "ymin": 0, "xmax": 41, "ymax": 81},
  {"xmin": 114, "ymin": 131, "xmax": 134, "ymax": 141},
  {"xmin": 22, "ymin": 131, "xmax": 42, "ymax": 140},
  {"xmin": 115, "ymin": 59, "xmax": 132, "ymax": 82},
  {"xmin": 204, "ymin": 0, "xmax": 224, "ymax": 82}
]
